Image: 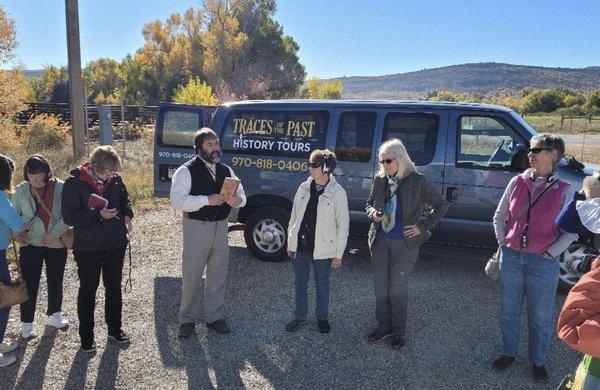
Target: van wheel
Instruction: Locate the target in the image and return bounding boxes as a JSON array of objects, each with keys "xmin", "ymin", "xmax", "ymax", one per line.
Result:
[
  {"xmin": 558, "ymin": 244, "xmax": 599, "ymax": 294},
  {"xmin": 244, "ymin": 206, "xmax": 290, "ymax": 262}
]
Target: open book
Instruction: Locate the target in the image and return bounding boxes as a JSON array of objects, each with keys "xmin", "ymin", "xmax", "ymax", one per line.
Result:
[
  {"xmin": 88, "ymin": 193, "xmax": 109, "ymax": 210},
  {"xmin": 220, "ymin": 177, "xmax": 241, "ymax": 200}
]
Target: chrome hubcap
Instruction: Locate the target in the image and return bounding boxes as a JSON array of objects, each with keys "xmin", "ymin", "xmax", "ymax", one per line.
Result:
[{"xmin": 252, "ymin": 219, "xmax": 286, "ymax": 254}]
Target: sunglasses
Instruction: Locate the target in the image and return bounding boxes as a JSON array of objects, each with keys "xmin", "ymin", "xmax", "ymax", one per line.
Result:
[
  {"xmin": 379, "ymin": 158, "xmax": 396, "ymax": 165},
  {"xmin": 527, "ymin": 147, "xmax": 551, "ymax": 154},
  {"xmin": 308, "ymin": 162, "xmax": 321, "ymax": 168}
]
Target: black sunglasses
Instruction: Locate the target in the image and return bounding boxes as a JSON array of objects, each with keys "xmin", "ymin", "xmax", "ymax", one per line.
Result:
[
  {"xmin": 527, "ymin": 147, "xmax": 552, "ymax": 154},
  {"xmin": 308, "ymin": 162, "xmax": 321, "ymax": 168},
  {"xmin": 379, "ymin": 158, "xmax": 396, "ymax": 165}
]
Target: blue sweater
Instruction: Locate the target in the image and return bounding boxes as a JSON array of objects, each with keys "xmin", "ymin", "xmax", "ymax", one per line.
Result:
[{"xmin": 0, "ymin": 191, "xmax": 25, "ymax": 250}]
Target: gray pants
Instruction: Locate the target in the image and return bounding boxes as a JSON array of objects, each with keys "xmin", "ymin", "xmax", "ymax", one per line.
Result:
[
  {"xmin": 179, "ymin": 218, "xmax": 229, "ymax": 324},
  {"xmin": 371, "ymin": 236, "xmax": 419, "ymax": 337}
]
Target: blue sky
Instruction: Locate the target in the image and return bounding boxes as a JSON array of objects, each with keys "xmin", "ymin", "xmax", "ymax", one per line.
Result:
[{"xmin": 3, "ymin": 0, "xmax": 600, "ymax": 78}]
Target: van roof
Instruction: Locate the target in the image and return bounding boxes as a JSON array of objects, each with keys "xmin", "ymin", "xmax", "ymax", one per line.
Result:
[{"xmin": 219, "ymin": 99, "xmax": 513, "ymax": 112}]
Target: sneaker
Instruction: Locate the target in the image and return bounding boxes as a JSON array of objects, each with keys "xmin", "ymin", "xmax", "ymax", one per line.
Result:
[
  {"xmin": 0, "ymin": 352, "xmax": 16, "ymax": 367},
  {"xmin": 207, "ymin": 319, "xmax": 230, "ymax": 334},
  {"xmin": 392, "ymin": 336, "xmax": 406, "ymax": 350},
  {"xmin": 108, "ymin": 329, "xmax": 131, "ymax": 344},
  {"xmin": 21, "ymin": 322, "xmax": 36, "ymax": 339},
  {"xmin": 46, "ymin": 312, "xmax": 69, "ymax": 329},
  {"xmin": 179, "ymin": 323, "xmax": 195, "ymax": 338},
  {"xmin": 492, "ymin": 356, "xmax": 516, "ymax": 371},
  {"xmin": 317, "ymin": 319, "xmax": 330, "ymax": 334},
  {"xmin": 0, "ymin": 341, "xmax": 19, "ymax": 354},
  {"xmin": 80, "ymin": 341, "xmax": 97, "ymax": 353},
  {"xmin": 285, "ymin": 318, "xmax": 306, "ymax": 332},
  {"xmin": 532, "ymin": 365, "xmax": 549, "ymax": 382},
  {"xmin": 367, "ymin": 328, "xmax": 393, "ymax": 342}
]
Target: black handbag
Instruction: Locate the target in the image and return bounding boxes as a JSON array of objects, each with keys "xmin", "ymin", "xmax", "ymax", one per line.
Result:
[{"xmin": 0, "ymin": 234, "xmax": 29, "ymax": 310}]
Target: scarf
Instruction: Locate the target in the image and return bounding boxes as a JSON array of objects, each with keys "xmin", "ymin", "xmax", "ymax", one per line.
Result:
[{"xmin": 381, "ymin": 176, "xmax": 398, "ymax": 233}]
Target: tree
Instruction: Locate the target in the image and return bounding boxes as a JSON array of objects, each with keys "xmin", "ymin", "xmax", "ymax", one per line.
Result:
[
  {"xmin": 83, "ymin": 58, "xmax": 121, "ymax": 104},
  {"xmin": 0, "ymin": 6, "xmax": 17, "ymax": 65},
  {"xmin": 427, "ymin": 90, "xmax": 462, "ymax": 102},
  {"xmin": 172, "ymin": 78, "xmax": 219, "ymax": 105},
  {"xmin": 0, "ymin": 68, "xmax": 29, "ymax": 116},
  {"xmin": 585, "ymin": 89, "xmax": 600, "ymax": 112},
  {"xmin": 30, "ymin": 65, "xmax": 70, "ymax": 103},
  {"xmin": 300, "ymin": 78, "xmax": 342, "ymax": 99},
  {"xmin": 119, "ymin": 54, "xmax": 148, "ymax": 105},
  {"xmin": 521, "ymin": 89, "xmax": 565, "ymax": 113}
]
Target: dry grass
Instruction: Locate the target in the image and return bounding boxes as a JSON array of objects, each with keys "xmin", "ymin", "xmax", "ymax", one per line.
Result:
[
  {"xmin": 523, "ymin": 114, "xmax": 600, "ymax": 135},
  {"xmin": 566, "ymin": 144, "xmax": 600, "ymax": 166}
]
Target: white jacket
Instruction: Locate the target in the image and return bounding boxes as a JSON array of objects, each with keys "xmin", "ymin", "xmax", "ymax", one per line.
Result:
[{"xmin": 287, "ymin": 176, "xmax": 350, "ymax": 260}]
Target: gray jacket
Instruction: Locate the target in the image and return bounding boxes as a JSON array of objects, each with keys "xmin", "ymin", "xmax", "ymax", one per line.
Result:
[{"xmin": 365, "ymin": 171, "xmax": 448, "ymax": 251}]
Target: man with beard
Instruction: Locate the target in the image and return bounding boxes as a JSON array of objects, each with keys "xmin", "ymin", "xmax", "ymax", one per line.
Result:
[{"xmin": 170, "ymin": 128, "xmax": 246, "ymax": 337}]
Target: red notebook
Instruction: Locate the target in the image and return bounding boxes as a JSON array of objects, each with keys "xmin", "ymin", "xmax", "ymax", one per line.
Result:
[{"xmin": 88, "ymin": 193, "xmax": 109, "ymax": 210}]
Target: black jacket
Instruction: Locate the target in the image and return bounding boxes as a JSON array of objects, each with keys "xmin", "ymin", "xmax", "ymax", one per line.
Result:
[{"xmin": 61, "ymin": 168, "xmax": 133, "ymax": 251}]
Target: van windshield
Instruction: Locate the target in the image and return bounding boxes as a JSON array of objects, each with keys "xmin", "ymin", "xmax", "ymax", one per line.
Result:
[{"xmin": 509, "ymin": 111, "xmax": 538, "ymax": 137}]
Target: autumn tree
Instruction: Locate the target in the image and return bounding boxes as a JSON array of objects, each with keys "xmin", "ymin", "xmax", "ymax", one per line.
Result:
[
  {"xmin": 172, "ymin": 78, "xmax": 219, "ymax": 105},
  {"xmin": 30, "ymin": 65, "xmax": 70, "ymax": 103},
  {"xmin": 83, "ymin": 58, "xmax": 121, "ymax": 104},
  {"xmin": 301, "ymin": 78, "xmax": 342, "ymax": 99}
]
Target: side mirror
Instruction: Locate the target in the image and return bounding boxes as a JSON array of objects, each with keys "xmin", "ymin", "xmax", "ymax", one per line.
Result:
[{"xmin": 510, "ymin": 149, "xmax": 530, "ymax": 172}]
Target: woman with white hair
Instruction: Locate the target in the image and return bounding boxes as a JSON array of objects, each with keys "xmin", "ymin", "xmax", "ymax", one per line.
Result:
[
  {"xmin": 365, "ymin": 138, "xmax": 448, "ymax": 350},
  {"xmin": 491, "ymin": 133, "xmax": 577, "ymax": 382}
]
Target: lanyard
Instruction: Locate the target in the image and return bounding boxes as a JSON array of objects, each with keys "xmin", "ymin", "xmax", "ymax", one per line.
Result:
[{"xmin": 523, "ymin": 179, "xmax": 558, "ymax": 234}]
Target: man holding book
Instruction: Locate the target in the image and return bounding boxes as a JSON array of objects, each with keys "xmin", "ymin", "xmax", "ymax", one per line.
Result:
[{"xmin": 170, "ymin": 127, "xmax": 246, "ymax": 337}]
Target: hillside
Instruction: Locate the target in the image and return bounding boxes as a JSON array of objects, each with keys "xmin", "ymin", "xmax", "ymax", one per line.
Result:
[{"xmin": 337, "ymin": 62, "xmax": 600, "ymax": 99}]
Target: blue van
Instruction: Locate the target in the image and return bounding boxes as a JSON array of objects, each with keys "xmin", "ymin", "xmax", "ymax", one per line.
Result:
[{"xmin": 154, "ymin": 100, "xmax": 598, "ymax": 291}]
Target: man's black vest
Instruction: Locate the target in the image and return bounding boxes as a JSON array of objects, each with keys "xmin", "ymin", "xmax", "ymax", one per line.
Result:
[{"xmin": 184, "ymin": 156, "xmax": 232, "ymax": 221}]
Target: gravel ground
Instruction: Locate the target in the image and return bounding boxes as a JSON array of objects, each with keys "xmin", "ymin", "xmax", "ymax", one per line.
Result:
[{"xmin": 0, "ymin": 204, "xmax": 580, "ymax": 389}]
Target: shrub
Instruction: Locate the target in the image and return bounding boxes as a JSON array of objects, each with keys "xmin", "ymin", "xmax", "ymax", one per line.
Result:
[
  {"xmin": 521, "ymin": 89, "xmax": 565, "ymax": 113},
  {"xmin": 21, "ymin": 114, "xmax": 69, "ymax": 151},
  {"xmin": 0, "ymin": 116, "xmax": 21, "ymax": 149}
]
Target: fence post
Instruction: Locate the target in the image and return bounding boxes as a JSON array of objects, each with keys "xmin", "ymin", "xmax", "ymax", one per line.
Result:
[{"xmin": 560, "ymin": 115, "xmax": 564, "ymax": 131}]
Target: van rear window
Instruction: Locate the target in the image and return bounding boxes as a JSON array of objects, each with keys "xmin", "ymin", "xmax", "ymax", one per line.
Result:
[
  {"xmin": 160, "ymin": 110, "xmax": 202, "ymax": 148},
  {"xmin": 221, "ymin": 110, "xmax": 329, "ymax": 158}
]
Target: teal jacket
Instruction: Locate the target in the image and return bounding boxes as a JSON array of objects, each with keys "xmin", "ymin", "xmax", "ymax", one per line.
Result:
[
  {"xmin": 12, "ymin": 179, "xmax": 70, "ymax": 248},
  {"xmin": 0, "ymin": 191, "xmax": 25, "ymax": 250}
]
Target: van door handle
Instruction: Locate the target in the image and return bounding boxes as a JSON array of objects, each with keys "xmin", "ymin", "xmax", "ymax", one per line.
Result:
[{"xmin": 446, "ymin": 187, "xmax": 458, "ymax": 203}]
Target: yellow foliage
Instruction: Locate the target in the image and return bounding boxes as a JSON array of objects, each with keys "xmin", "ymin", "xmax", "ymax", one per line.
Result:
[
  {"xmin": 0, "ymin": 116, "xmax": 20, "ymax": 149},
  {"xmin": 173, "ymin": 78, "xmax": 219, "ymax": 105},
  {"xmin": 21, "ymin": 114, "xmax": 69, "ymax": 151},
  {"xmin": 304, "ymin": 78, "xmax": 342, "ymax": 99}
]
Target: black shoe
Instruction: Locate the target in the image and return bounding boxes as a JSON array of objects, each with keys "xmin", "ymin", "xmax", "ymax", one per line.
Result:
[
  {"xmin": 285, "ymin": 318, "xmax": 306, "ymax": 332},
  {"xmin": 317, "ymin": 320, "xmax": 330, "ymax": 334},
  {"xmin": 179, "ymin": 323, "xmax": 195, "ymax": 338},
  {"xmin": 108, "ymin": 329, "xmax": 131, "ymax": 344},
  {"xmin": 81, "ymin": 340, "xmax": 97, "ymax": 353},
  {"xmin": 367, "ymin": 328, "xmax": 393, "ymax": 342},
  {"xmin": 532, "ymin": 365, "xmax": 549, "ymax": 382},
  {"xmin": 391, "ymin": 336, "xmax": 406, "ymax": 350},
  {"xmin": 492, "ymin": 356, "xmax": 516, "ymax": 371},
  {"xmin": 207, "ymin": 319, "xmax": 230, "ymax": 334}
]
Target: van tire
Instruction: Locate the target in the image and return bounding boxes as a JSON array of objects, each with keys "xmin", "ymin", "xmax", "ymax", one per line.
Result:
[
  {"xmin": 558, "ymin": 243, "xmax": 599, "ymax": 294},
  {"xmin": 244, "ymin": 206, "xmax": 290, "ymax": 262}
]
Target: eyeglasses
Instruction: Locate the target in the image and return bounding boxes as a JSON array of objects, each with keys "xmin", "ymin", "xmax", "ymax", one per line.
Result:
[
  {"xmin": 527, "ymin": 147, "xmax": 552, "ymax": 154},
  {"xmin": 379, "ymin": 158, "xmax": 396, "ymax": 165},
  {"xmin": 308, "ymin": 162, "xmax": 321, "ymax": 168}
]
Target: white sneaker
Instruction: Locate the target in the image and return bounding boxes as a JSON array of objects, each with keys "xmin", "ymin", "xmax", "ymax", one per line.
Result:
[
  {"xmin": 46, "ymin": 312, "xmax": 69, "ymax": 329},
  {"xmin": 0, "ymin": 341, "xmax": 19, "ymax": 354},
  {"xmin": 0, "ymin": 352, "xmax": 16, "ymax": 367},
  {"xmin": 21, "ymin": 322, "xmax": 37, "ymax": 339}
]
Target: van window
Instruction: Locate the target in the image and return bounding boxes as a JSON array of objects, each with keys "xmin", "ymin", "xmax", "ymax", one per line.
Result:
[
  {"xmin": 457, "ymin": 116, "xmax": 525, "ymax": 169},
  {"xmin": 221, "ymin": 110, "xmax": 329, "ymax": 158},
  {"xmin": 160, "ymin": 110, "xmax": 202, "ymax": 148},
  {"xmin": 383, "ymin": 113, "xmax": 439, "ymax": 165},
  {"xmin": 336, "ymin": 112, "xmax": 376, "ymax": 162}
]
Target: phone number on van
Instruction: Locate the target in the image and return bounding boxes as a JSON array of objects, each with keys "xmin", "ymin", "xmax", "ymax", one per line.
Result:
[{"xmin": 231, "ymin": 157, "xmax": 308, "ymax": 172}]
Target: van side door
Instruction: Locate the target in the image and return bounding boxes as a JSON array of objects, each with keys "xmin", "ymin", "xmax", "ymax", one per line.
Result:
[
  {"xmin": 377, "ymin": 109, "xmax": 448, "ymax": 241},
  {"xmin": 441, "ymin": 111, "xmax": 529, "ymax": 248},
  {"xmin": 330, "ymin": 108, "xmax": 380, "ymax": 236}
]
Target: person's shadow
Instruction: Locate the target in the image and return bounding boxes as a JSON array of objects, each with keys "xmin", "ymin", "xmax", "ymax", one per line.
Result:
[
  {"xmin": 64, "ymin": 348, "xmax": 95, "ymax": 389},
  {"xmin": 13, "ymin": 327, "xmax": 59, "ymax": 390},
  {"xmin": 94, "ymin": 340, "xmax": 129, "ymax": 389}
]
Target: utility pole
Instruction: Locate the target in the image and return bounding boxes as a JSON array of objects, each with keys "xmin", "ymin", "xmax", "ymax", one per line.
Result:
[{"xmin": 65, "ymin": 0, "xmax": 85, "ymax": 158}]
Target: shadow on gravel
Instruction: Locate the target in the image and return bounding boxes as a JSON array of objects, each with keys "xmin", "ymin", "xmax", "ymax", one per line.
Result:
[
  {"xmin": 95, "ymin": 341, "xmax": 129, "ymax": 389},
  {"xmin": 14, "ymin": 327, "xmax": 58, "ymax": 389},
  {"xmin": 64, "ymin": 350, "xmax": 95, "ymax": 389}
]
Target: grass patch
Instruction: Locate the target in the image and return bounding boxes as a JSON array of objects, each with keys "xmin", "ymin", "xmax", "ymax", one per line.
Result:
[{"xmin": 523, "ymin": 114, "xmax": 600, "ymax": 135}]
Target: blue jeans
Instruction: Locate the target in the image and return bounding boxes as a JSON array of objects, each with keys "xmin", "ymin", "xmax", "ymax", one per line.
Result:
[
  {"xmin": 293, "ymin": 251, "xmax": 332, "ymax": 321},
  {"xmin": 0, "ymin": 250, "xmax": 11, "ymax": 344},
  {"xmin": 499, "ymin": 246, "xmax": 559, "ymax": 366}
]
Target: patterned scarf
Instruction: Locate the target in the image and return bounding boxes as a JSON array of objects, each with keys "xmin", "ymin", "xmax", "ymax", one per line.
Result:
[{"xmin": 381, "ymin": 176, "xmax": 398, "ymax": 233}]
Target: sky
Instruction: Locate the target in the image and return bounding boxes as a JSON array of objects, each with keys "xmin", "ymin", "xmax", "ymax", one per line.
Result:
[{"xmin": 2, "ymin": 0, "xmax": 600, "ymax": 78}]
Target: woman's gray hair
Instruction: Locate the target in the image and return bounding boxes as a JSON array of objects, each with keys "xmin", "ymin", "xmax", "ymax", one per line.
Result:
[
  {"xmin": 530, "ymin": 133, "xmax": 565, "ymax": 168},
  {"xmin": 377, "ymin": 138, "xmax": 415, "ymax": 179}
]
